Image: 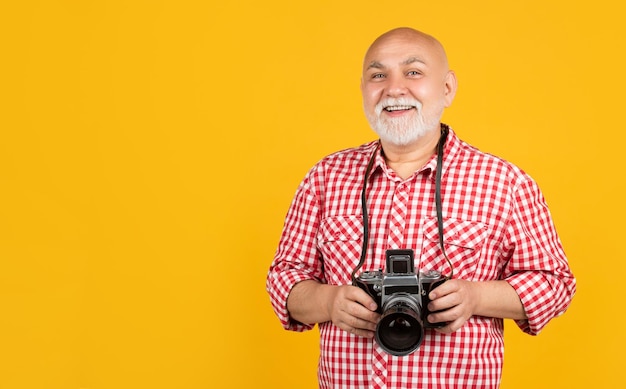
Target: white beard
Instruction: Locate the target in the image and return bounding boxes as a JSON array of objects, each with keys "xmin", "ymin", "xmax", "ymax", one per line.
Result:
[{"xmin": 365, "ymin": 97, "xmax": 443, "ymax": 146}]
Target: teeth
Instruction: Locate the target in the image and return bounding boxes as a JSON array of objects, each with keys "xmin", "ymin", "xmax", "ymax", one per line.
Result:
[{"xmin": 384, "ymin": 105, "xmax": 413, "ymax": 111}]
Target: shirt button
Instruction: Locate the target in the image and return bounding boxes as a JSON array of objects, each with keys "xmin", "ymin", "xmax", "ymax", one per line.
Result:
[{"xmin": 375, "ymin": 370, "xmax": 383, "ymax": 376}]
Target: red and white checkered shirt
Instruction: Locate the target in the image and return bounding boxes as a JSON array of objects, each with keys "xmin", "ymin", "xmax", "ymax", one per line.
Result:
[{"xmin": 266, "ymin": 126, "xmax": 576, "ymax": 388}]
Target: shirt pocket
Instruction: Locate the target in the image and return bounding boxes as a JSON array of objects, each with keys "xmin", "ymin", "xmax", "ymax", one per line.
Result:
[
  {"xmin": 418, "ymin": 217, "xmax": 488, "ymax": 280},
  {"xmin": 318, "ymin": 215, "xmax": 364, "ymax": 285}
]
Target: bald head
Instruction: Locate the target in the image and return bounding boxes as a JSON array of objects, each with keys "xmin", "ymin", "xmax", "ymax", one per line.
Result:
[
  {"xmin": 363, "ymin": 28, "xmax": 450, "ymax": 74},
  {"xmin": 360, "ymin": 27, "xmax": 458, "ymax": 147}
]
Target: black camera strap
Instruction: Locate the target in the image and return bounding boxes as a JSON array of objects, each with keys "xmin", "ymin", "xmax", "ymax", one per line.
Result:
[
  {"xmin": 435, "ymin": 128, "xmax": 453, "ymax": 279},
  {"xmin": 351, "ymin": 127, "xmax": 453, "ymax": 285},
  {"xmin": 351, "ymin": 141, "xmax": 379, "ymax": 284}
]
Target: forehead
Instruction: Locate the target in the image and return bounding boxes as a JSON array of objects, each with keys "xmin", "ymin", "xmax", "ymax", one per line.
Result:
[{"xmin": 363, "ymin": 33, "xmax": 444, "ymax": 71}]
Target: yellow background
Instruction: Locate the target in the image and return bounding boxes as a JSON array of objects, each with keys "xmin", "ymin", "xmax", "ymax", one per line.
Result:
[{"xmin": 1, "ymin": 0, "xmax": 623, "ymax": 388}]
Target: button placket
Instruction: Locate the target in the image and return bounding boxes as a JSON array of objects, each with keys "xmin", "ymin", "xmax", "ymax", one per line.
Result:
[
  {"xmin": 387, "ymin": 183, "xmax": 409, "ymax": 248},
  {"xmin": 371, "ymin": 346, "xmax": 387, "ymax": 388}
]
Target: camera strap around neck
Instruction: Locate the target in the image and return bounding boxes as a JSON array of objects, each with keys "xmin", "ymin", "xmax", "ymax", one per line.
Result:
[{"xmin": 351, "ymin": 127, "xmax": 453, "ymax": 285}]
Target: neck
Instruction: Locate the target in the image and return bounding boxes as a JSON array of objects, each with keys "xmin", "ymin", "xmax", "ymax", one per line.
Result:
[{"xmin": 381, "ymin": 128, "xmax": 442, "ymax": 180}]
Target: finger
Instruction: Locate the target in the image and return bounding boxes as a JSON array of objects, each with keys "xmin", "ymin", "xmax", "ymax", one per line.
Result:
[
  {"xmin": 349, "ymin": 327, "xmax": 376, "ymax": 339},
  {"xmin": 336, "ymin": 305, "xmax": 379, "ymax": 332},
  {"xmin": 435, "ymin": 316, "xmax": 466, "ymax": 334},
  {"xmin": 348, "ymin": 314, "xmax": 379, "ymax": 332},
  {"xmin": 428, "ymin": 292, "xmax": 461, "ymax": 313},
  {"xmin": 350, "ymin": 287, "xmax": 379, "ymax": 312},
  {"xmin": 337, "ymin": 317, "xmax": 376, "ymax": 338},
  {"xmin": 427, "ymin": 303, "xmax": 462, "ymax": 325},
  {"xmin": 428, "ymin": 279, "xmax": 459, "ymax": 300},
  {"xmin": 347, "ymin": 303, "xmax": 381, "ymax": 325}
]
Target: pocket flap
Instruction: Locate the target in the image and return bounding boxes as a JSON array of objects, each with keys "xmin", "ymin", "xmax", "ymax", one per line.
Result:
[
  {"xmin": 319, "ymin": 215, "xmax": 363, "ymax": 243},
  {"xmin": 423, "ymin": 218, "xmax": 488, "ymax": 250}
]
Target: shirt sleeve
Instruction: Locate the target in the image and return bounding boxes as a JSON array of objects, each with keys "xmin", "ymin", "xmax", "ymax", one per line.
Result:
[
  {"xmin": 266, "ymin": 166, "xmax": 326, "ymax": 332},
  {"xmin": 502, "ymin": 175, "xmax": 576, "ymax": 335}
]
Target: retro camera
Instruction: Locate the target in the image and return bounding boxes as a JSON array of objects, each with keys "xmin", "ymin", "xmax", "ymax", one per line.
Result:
[{"xmin": 354, "ymin": 249, "xmax": 447, "ymax": 356}]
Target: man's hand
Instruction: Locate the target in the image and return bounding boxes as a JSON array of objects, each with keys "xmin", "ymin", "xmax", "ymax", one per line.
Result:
[
  {"xmin": 425, "ymin": 279, "xmax": 479, "ymax": 333},
  {"xmin": 287, "ymin": 280, "xmax": 380, "ymax": 338},
  {"xmin": 325, "ymin": 285, "xmax": 380, "ymax": 338},
  {"xmin": 426, "ymin": 279, "xmax": 526, "ymax": 334}
]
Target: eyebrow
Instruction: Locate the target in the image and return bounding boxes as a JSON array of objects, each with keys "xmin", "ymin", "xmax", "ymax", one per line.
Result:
[
  {"xmin": 403, "ymin": 56, "xmax": 426, "ymax": 66},
  {"xmin": 366, "ymin": 56, "xmax": 426, "ymax": 70},
  {"xmin": 366, "ymin": 61, "xmax": 385, "ymax": 70}
]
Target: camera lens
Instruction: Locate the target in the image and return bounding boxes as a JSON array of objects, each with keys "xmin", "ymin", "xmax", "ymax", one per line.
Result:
[{"xmin": 375, "ymin": 295, "xmax": 424, "ymax": 356}]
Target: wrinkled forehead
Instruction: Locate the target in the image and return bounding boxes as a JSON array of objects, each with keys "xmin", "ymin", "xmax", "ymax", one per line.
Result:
[{"xmin": 363, "ymin": 30, "xmax": 448, "ymax": 72}]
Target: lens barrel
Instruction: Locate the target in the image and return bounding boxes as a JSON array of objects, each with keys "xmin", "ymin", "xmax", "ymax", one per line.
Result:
[{"xmin": 375, "ymin": 295, "xmax": 424, "ymax": 356}]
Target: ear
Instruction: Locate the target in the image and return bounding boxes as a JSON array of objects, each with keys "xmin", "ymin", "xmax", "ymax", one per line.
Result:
[{"xmin": 443, "ymin": 70, "xmax": 457, "ymax": 107}]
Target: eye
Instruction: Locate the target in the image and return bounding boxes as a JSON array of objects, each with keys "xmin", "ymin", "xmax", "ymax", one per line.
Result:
[
  {"xmin": 407, "ymin": 70, "xmax": 422, "ymax": 77},
  {"xmin": 371, "ymin": 73, "xmax": 385, "ymax": 79}
]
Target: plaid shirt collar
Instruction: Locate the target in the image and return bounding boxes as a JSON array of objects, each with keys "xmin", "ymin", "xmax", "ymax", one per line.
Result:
[{"xmin": 365, "ymin": 123, "xmax": 458, "ymax": 183}]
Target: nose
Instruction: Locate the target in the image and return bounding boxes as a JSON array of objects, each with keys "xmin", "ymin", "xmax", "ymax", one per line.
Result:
[{"xmin": 386, "ymin": 73, "xmax": 408, "ymax": 97}]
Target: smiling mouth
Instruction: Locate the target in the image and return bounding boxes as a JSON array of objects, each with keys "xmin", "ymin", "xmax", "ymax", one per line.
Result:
[{"xmin": 383, "ymin": 105, "xmax": 415, "ymax": 112}]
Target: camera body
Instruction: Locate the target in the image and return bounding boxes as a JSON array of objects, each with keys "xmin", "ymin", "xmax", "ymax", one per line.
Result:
[{"xmin": 354, "ymin": 249, "xmax": 447, "ymax": 356}]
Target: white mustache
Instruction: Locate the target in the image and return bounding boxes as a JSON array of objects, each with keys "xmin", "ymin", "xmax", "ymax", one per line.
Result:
[{"xmin": 375, "ymin": 97, "xmax": 422, "ymax": 115}]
